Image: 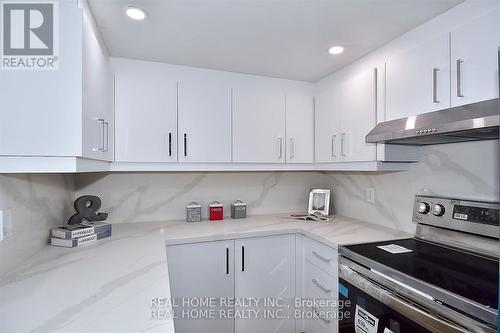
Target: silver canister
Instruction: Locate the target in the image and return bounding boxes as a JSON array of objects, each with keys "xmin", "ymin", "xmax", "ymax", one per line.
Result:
[
  {"xmin": 186, "ymin": 202, "xmax": 202, "ymax": 222},
  {"xmin": 231, "ymin": 200, "xmax": 247, "ymax": 219}
]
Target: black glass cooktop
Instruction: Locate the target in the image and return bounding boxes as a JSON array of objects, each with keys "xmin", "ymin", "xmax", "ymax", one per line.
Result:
[{"xmin": 343, "ymin": 238, "xmax": 499, "ymax": 310}]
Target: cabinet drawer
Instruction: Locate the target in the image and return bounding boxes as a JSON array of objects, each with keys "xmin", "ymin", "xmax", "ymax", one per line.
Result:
[
  {"xmin": 304, "ymin": 237, "xmax": 338, "ymax": 277},
  {"xmin": 303, "ymin": 262, "xmax": 338, "ymax": 333},
  {"xmin": 304, "ymin": 262, "xmax": 338, "ymax": 300}
]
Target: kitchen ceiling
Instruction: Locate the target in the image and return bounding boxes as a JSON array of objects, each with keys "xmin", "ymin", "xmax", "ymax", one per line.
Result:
[{"xmin": 88, "ymin": 0, "xmax": 462, "ymax": 82}]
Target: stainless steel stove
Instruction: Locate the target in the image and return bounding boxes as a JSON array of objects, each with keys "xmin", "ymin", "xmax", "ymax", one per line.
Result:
[{"xmin": 338, "ymin": 195, "xmax": 499, "ymax": 333}]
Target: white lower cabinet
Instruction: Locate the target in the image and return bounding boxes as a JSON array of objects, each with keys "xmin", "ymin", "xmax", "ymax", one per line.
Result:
[
  {"xmin": 166, "ymin": 234, "xmax": 296, "ymax": 333},
  {"xmin": 300, "ymin": 237, "xmax": 339, "ymax": 333},
  {"xmin": 166, "ymin": 240, "xmax": 235, "ymax": 333},
  {"xmin": 235, "ymin": 234, "xmax": 296, "ymax": 333}
]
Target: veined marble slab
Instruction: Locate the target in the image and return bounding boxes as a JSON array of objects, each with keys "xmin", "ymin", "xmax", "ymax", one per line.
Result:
[{"xmin": 0, "ymin": 214, "xmax": 410, "ymax": 333}]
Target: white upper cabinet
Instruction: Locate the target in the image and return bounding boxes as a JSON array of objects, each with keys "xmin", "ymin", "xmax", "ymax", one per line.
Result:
[
  {"xmin": 285, "ymin": 93, "xmax": 314, "ymax": 163},
  {"xmin": 0, "ymin": 4, "xmax": 115, "ymax": 160},
  {"xmin": 386, "ymin": 33, "xmax": 450, "ymax": 121},
  {"xmin": 315, "ymin": 66, "xmax": 378, "ymax": 163},
  {"xmin": 338, "ymin": 68, "xmax": 377, "ymax": 162},
  {"xmin": 451, "ymin": 7, "xmax": 500, "ymax": 107},
  {"xmin": 178, "ymin": 82, "xmax": 232, "ymax": 163},
  {"xmin": 232, "ymin": 86, "xmax": 286, "ymax": 163},
  {"xmin": 114, "ymin": 75, "xmax": 178, "ymax": 163},
  {"xmin": 315, "ymin": 87, "xmax": 340, "ymax": 163},
  {"xmin": 82, "ymin": 9, "xmax": 114, "ymax": 162}
]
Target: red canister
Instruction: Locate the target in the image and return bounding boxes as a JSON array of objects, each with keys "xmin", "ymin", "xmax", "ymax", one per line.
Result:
[{"xmin": 209, "ymin": 201, "xmax": 224, "ymax": 221}]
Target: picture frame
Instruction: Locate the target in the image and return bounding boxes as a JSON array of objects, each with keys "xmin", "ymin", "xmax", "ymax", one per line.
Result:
[{"xmin": 308, "ymin": 189, "xmax": 331, "ymax": 215}]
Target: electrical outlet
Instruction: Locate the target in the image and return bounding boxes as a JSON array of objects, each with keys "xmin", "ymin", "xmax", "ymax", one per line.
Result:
[{"xmin": 366, "ymin": 188, "xmax": 375, "ymax": 203}]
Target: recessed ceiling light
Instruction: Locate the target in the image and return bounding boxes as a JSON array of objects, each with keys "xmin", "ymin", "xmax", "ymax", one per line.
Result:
[
  {"xmin": 126, "ymin": 6, "xmax": 148, "ymax": 21},
  {"xmin": 328, "ymin": 46, "xmax": 344, "ymax": 55}
]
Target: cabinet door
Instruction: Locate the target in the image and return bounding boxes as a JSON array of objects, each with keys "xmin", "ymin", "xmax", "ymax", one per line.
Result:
[
  {"xmin": 286, "ymin": 93, "xmax": 314, "ymax": 164},
  {"xmin": 115, "ymin": 75, "xmax": 177, "ymax": 162},
  {"xmin": 82, "ymin": 9, "xmax": 114, "ymax": 161},
  {"xmin": 315, "ymin": 88, "xmax": 340, "ymax": 163},
  {"xmin": 178, "ymin": 82, "xmax": 232, "ymax": 163},
  {"xmin": 451, "ymin": 7, "xmax": 500, "ymax": 107},
  {"xmin": 338, "ymin": 68, "xmax": 377, "ymax": 162},
  {"xmin": 166, "ymin": 240, "xmax": 235, "ymax": 333},
  {"xmin": 386, "ymin": 34, "xmax": 450, "ymax": 121},
  {"xmin": 235, "ymin": 234, "xmax": 295, "ymax": 333},
  {"xmin": 0, "ymin": 5, "xmax": 83, "ymax": 156},
  {"xmin": 232, "ymin": 87, "xmax": 286, "ymax": 163}
]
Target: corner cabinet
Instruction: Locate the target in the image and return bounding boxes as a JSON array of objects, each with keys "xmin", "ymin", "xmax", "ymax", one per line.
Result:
[{"xmin": 0, "ymin": 3, "xmax": 113, "ymax": 163}]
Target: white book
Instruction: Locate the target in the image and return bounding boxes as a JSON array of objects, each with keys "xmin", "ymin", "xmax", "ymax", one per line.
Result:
[
  {"xmin": 50, "ymin": 233, "xmax": 97, "ymax": 248},
  {"xmin": 51, "ymin": 225, "xmax": 95, "ymax": 239}
]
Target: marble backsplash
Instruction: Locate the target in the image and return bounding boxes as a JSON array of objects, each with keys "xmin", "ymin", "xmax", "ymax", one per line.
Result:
[
  {"xmin": 1, "ymin": 140, "xmax": 497, "ymax": 274},
  {"xmin": 324, "ymin": 140, "xmax": 500, "ymax": 233},
  {"xmin": 74, "ymin": 140, "xmax": 499, "ymax": 235},
  {"xmin": 74, "ymin": 172, "xmax": 330, "ymax": 223},
  {"xmin": 0, "ymin": 174, "xmax": 74, "ymax": 273}
]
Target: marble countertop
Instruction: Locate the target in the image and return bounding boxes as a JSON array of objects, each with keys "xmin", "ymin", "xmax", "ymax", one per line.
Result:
[{"xmin": 0, "ymin": 214, "xmax": 411, "ymax": 333}]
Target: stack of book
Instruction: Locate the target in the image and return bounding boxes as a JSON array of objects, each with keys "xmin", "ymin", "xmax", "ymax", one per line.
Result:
[{"xmin": 49, "ymin": 221, "xmax": 112, "ymax": 248}]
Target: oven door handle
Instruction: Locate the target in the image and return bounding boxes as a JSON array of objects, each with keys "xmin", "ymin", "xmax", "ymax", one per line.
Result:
[{"xmin": 339, "ymin": 262, "xmax": 494, "ymax": 333}]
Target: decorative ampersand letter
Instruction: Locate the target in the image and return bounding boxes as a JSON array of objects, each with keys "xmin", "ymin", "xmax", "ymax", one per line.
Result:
[{"xmin": 67, "ymin": 195, "xmax": 109, "ymax": 225}]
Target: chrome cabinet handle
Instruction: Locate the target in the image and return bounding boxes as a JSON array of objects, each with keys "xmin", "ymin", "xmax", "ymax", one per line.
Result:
[
  {"xmin": 225, "ymin": 247, "xmax": 230, "ymax": 275},
  {"xmin": 168, "ymin": 132, "xmax": 172, "ymax": 156},
  {"xmin": 312, "ymin": 250, "xmax": 332, "ymax": 263},
  {"xmin": 277, "ymin": 137, "xmax": 283, "ymax": 159},
  {"xmin": 241, "ymin": 245, "xmax": 245, "ymax": 272},
  {"xmin": 183, "ymin": 133, "xmax": 187, "ymax": 157},
  {"xmin": 340, "ymin": 133, "xmax": 346, "ymax": 158},
  {"xmin": 456, "ymin": 59, "xmax": 464, "ymax": 98},
  {"xmin": 312, "ymin": 278, "xmax": 332, "ymax": 293},
  {"xmin": 433, "ymin": 67, "xmax": 440, "ymax": 104},
  {"xmin": 331, "ymin": 134, "xmax": 337, "ymax": 158},
  {"xmin": 93, "ymin": 118, "xmax": 105, "ymax": 152},
  {"xmin": 312, "ymin": 307, "xmax": 331, "ymax": 324},
  {"xmin": 103, "ymin": 121, "xmax": 109, "ymax": 152},
  {"xmin": 289, "ymin": 137, "xmax": 295, "ymax": 159}
]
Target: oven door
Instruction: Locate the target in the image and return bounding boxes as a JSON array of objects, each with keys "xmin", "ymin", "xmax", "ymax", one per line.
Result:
[
  {"xmin": 339, "ymin": 277, "xmax": 434, "ymax": 333},
  {"xmin": 338, "ymin": 257, "xmax": 495, "ymax": 333}
]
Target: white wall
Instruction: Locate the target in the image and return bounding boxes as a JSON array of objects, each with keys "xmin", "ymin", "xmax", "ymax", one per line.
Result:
[{"xmin": 0, "ymin": 174, "xmax": 74, "ymax": 273}]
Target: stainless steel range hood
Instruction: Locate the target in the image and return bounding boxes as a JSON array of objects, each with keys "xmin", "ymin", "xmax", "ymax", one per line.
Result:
[{"xmin": 366, "ymin": 99, "xmax": 499, "ymax": 145}]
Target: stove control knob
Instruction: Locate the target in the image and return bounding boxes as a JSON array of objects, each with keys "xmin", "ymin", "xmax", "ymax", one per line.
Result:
[
  {"xmin": 433, "ymin": 204, "xmax": 445, "ymax": 216},
  {"xmin": 418, "ymin": 202, "xmax": 430, "ymax": 214}
]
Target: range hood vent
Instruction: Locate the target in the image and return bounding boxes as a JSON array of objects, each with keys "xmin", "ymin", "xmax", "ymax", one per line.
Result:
[{"xmin": 366, "ymin": 99, "xmax": 499, "ymax": 145}]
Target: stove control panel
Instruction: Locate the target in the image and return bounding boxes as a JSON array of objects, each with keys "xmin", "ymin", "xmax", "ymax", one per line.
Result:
[{"xmin": 413, "ymin": 195, "xmax": 499, "ymax": 238}]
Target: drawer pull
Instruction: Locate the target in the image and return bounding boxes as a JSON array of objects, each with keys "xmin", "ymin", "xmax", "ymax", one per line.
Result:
[
  {"xmin": 312, "ymin": 307, "xmax": 331, "ymax": 324},
  {"xmin": 312, "ymin": 278, "xmax": 331, "ymax": 294},
  {"xmin": 312, "ymin": 250, "xmax": 332, "ymax": 263}
]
